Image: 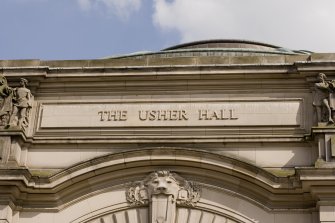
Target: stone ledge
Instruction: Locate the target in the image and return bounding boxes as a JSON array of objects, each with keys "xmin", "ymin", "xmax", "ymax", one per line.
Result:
[{"xmin": 1, "ymin": 53, "xmax": 332, "ymax": 68}]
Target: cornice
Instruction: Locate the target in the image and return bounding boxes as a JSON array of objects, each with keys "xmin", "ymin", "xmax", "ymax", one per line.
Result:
[
  {"xmin": 2, "ymin": 59, "xmax": 331, "ymax": 96},
  {"xmin": 0, "ymin": 129, "xmax": 28, "ymax": 141},
  {"xmin": 0, "ymin": 53, "xmax": 333, "ymax": 77},
  {"xmin": 2, "ymin": 64, "xmax": 296, "ymax": 78},
  {"xmin": 29, "ymin": 134, "xmax": 307, "ymax": 144}
]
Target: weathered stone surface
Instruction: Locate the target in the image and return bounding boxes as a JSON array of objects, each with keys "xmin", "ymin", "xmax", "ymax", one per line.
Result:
[
  {"xmin": 2, "ymin": 40, "xmax": 335, "ymax": 223},
  {"xmin": 39, "ymin": 100, "xmax": 302, "ymax": 128},
  {"xmin": 311, "ymin": 53, "xmax": 335, "ymax": 61},
  {"xmin": 0, "ymin": 205, "xmax": 12, "ymax": 223},
  {"xmin": 0, "ymin": 137, "xmax": 10, "ymax": 164}
]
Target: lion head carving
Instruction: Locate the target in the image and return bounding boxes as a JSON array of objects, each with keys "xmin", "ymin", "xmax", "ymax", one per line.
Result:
[{"xmin": 126, "ymin": 170, "xmax": 200, "ymax": 206}]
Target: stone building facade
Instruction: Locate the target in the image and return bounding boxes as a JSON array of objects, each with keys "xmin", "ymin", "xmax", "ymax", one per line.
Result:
[{"xmin": 1, "ymin": 40, "xmax": 335, "ymax": 223}]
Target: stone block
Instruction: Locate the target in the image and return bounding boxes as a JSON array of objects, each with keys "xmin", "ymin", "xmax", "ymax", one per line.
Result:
[
  {"xmin": 104, "ymin": 58, "xmax": 147, "ymax": 67},
  {"xmin": 147, "ymin": 57, "xmax": 196, "ymax": 66},
  {"xmin": 0, "ymin": 137, "xmax": 11, "ymax": 164},
  {"xmin": 311, "ymin": 53, "xmax": 335, "ymax": 61},
  {"xmin": 261, "ymin": 55, "xmax": 285, "ymax": 64},
  {"xmin": 0, "ymin": 205, "xmax": 12, "ymax": 223},
  {"xmin": 274, "ymin": 213, "xmax": 313, "ymax": 223},
  {"xmin": 285, "ymin": 55, "xmax": 310, "ymax": 63},
  {"xmin": 197, "ymin": 56, "xmax": 230, "ymax": 65},
  {"xmin": 229, "ymin": 56, "xmax": 262, "ymax": 64},
  {"xmin": 331, "ymin": 135, "xmax": 335, "ymax": 157},
  {"xmin": 41, "ymin": 60, "xmax": 88, "ymax": 67},
  {"xmin": 3, "ymin": 60, "xmax": 40, "ymax": 67},
  {"xmin": 320, "ymin": 206, "xmax": 335, "ymax": 222}
]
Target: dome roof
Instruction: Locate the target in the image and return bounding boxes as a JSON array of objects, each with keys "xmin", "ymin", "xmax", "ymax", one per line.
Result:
[
  {"xmin": 104, "ymin": 39, "xmax": 311, "ymax": 59},
  {"xmin": 162, "ymin": 39, "xmax": 311, "ymax": 54},
  {"xmin": 162, "ymin": 39, "xmax": 281, "ymax": 51}
]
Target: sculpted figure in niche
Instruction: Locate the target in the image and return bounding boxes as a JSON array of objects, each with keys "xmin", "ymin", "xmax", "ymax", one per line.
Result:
[
  {"xmin": 314, "ymin": 73, "xmax": 335, "ymax": 124},
  {"xmin": 9, "ymin": 78, "xmax": 33, "ymax": 129},
  {"xmin": 0, "ymin": 76, "xmax": 13, "ymax": 127}
]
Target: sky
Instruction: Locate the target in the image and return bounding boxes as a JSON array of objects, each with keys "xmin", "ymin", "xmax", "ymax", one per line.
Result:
[{"xmin": 0, "ymin": 0, "xmax": 335, "ymax": 60}]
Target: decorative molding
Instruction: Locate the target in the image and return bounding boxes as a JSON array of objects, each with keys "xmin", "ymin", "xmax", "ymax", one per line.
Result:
[{"xmin": 0, "ymin": 148, "xmax": 323, "ymax": 211}]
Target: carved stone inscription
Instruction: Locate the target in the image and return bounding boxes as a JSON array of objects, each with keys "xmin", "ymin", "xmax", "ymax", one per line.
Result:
[
  {"xmin": 98, "ymin": 110, "xmax": 128, "ymax": 121},
  {"xmin": 97, "ymin": 109, "xmax": 238, "ymax": 122},
  {"xmin": 138, "ymin": 110, "xmax": 189, "ymax": 121},
  {"xmin": 40, "ymin": 100, "xmax": 302, "ymax": 128}
]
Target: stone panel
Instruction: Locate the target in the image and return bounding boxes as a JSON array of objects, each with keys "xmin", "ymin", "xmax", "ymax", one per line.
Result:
[{"xmin": 40, "ymin": 100, "xmax": 302, "ymax": 128}]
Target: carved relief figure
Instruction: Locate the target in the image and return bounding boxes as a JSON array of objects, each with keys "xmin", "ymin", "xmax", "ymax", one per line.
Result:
[
  {"xmin": 127, "ymin": 171, "xmax": 201, "ymax": 223},
  {"xmin": 0, "ymin": 76, "xmax": 13, "ymax": 127},
  {"xmin": 8, "ymin": 78, "xmax": 33, "ymax": 128},
  {"xmin": 313, "ymin": 73, "xmax": 335, "ymax": 124}
]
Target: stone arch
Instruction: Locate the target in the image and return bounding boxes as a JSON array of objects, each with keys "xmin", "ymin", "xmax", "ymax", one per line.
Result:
[
  {"xmin": 39, "ymin": 147, "xmax": 305, "ymax": 212},
  {"xmin": 82, "ymin": 207, "xmax": 256, "ymax": 223},
  {"xmin": 16, "ymin": 148, "xmax": 315, "ymax": 223}
]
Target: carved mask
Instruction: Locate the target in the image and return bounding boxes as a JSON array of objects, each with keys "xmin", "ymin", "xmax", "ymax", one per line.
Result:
[{"xmin": 146, "ymin": 171, "xmax": 180, "ymax": 200}]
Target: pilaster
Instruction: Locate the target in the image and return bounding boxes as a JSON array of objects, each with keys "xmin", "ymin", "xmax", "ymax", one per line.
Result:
[
  {"xmin": 0, "ymin": 132, "xmax": 27, "ymax": 167},
  {"xmin": 0, "ymin": 137, "xmax": 11, "ymax": 165},
  {"xmin": 319, "ymin": 202, "xmax": 335, "ymax": 223},
  {"xmin": 313, "ymin": 127, "xmax": 335, "ymax": 167}
]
